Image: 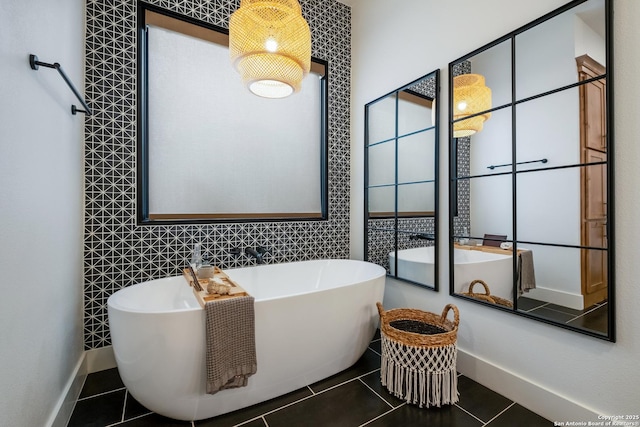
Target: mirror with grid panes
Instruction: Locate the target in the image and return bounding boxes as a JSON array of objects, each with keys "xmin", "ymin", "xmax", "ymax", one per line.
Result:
[
  {"xmin": 365, "ymin": 70, "xmax": 440, "ymax": 290},
  {"xmin": 448, "ymin": 0, "xmax": 614, "ymax": 341}
]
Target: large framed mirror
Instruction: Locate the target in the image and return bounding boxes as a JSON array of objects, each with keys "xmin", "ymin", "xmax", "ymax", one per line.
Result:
[
  {"xmin": 136, "ymin": 2, "xmax": 328, "ymax": 224},
  {"xmin": 365, "ymin": 70, "xmax": 440, "ymax": 290},
  {"xmin": 448, "ymin": 0, "xmax": 614, "ymax": 340}
]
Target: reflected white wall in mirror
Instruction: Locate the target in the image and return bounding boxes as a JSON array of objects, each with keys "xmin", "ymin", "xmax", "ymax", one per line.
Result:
[{"xmin": 368, "ymin": 94, "xmax": 435, "ymax": 215}]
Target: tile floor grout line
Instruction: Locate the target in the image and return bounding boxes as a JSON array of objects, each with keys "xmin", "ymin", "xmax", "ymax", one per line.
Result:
[
  {"xmin": 482, "ymin": 401, "xmax": 515, "ymax": 426},
  {"xmin": 262, "ymin": 415, "xmax": 269, "ymax": 427},
  {"xmin": 521, "ymin": 302, "xmax": 551, "ymax": 313},
  {"xmin": 357, "ymin": 403, "xmax": 407, "ymax": 427},
  {"xmin": 232, "ymin": 369, "xmax": 383, "ymax": 426},
  {"xmin": 309, "ymin": 367, "xmax": 380, "ymax": 396},
  {"xmin": 77, "ymin": 386, "xmax": 127, "ymax": 401},
  {"xmin": 105, "ymin": 411, "xmax": 153, "ymax": 427},
  {"xmin": 105, "ymin": 408, "xmax": 155, "ymax": 427},
  {"xmin": 231, "ymin": 389, "xmax": 324, "ymax": 425},
  {"xmin": 454, "ymin": 401, "xmax": 486, "ymax": 424},
  {"xmin": 565, "ymin": 302, "xmax": 607, "ymax": 324},
  {"xmin": 233, "ymin": 415, "xmax": 265, "ymax": 427},
  {"xmin": 358, "ymin": 377, "xmax": 395, "ymax": 409},
  {"xmin": 120, "ymin": 390, "xmax": 128, "ymax": 423},
  {"xmin": 368, "ymin": 347, "xmax": 381, "ymax": 357}
]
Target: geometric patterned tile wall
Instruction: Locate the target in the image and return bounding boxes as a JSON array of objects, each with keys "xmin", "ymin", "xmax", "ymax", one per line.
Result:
[{"xmin": 84, "ymin": 0, "xmax": 351, "ymax": 350}]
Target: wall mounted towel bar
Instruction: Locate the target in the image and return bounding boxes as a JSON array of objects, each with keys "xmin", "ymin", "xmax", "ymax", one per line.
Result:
[
  {"xmin": 29, "ymin": 54, "xmax": 92, "ymax": 116},
  {"xmin": 487, "ymin": 158, "xmax": 547, "ymax": 170}
]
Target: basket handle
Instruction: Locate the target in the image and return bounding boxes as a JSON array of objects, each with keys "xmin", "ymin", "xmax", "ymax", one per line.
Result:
[
  {"xmin": 440, "ymin": 304, "xmax": 460, "ymax": 328},
  {"xmin": 469, "ymin": 279, "xmax": 490, "ymax": 296},
  {"xmin": 376, "ymin": 302, "xmax": 385, "ymax": 318}
]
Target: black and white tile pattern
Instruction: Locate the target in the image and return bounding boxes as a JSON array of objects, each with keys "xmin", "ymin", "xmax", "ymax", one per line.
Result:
[{"xmin": 83, "ymin": 0, "xmax": 352, "ymax": 349}]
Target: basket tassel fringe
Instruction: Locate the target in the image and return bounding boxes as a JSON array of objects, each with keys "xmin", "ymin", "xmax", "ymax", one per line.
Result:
[{"xmin": 380, "ymin": 342, "xmax": 458, "ymax": 407}]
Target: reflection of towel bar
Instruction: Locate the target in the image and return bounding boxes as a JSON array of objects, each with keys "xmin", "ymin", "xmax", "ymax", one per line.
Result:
[
  {"xmin": 487, "ymin": 158, "xmax": 547, "ymax": 170},
  {"xmin": 409, "ymin": 233, "xmax": 434, "ymax": 240}
]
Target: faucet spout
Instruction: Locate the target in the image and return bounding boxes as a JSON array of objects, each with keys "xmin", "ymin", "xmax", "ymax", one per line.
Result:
[{"xmin": 245, "ymin": 247, "xmax": 268, "ymax": 264}]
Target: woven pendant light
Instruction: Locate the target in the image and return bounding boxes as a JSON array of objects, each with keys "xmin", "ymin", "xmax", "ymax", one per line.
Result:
[
  {"xmin": 229, "ymin": 0, "xmax": 311, "ymax": 99},
  {"xmin": 453, "ymin": 74, "xmax": 492, "ymax": 137}
]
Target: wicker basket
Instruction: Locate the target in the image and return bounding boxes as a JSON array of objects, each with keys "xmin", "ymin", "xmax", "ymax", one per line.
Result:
[
  {"xmin": 376, "ymin": 302, "xmax": 460, "ymax": 408},
  {"xmin": 461, "ymin": 279, "xmax": 513, "ymax": 308}
]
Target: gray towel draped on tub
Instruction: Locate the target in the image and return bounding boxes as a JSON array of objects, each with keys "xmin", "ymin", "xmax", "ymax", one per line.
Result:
[
  {"xmin": 517, "ymin": 250, "xmax": 536, "ymax": 295},
  {"xmin": 205, "ymin": 295, "xmax": 257, "ymax": 394}
]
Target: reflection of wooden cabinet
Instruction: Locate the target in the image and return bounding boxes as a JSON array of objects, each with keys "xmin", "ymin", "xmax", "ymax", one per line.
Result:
[
  {"xmin": 583, "ymin": 78, "xmax": 606, "ymax": 151},
  {"xmin": 585, "ymin": 150, "xmax": 607, "ymax": 219},
  {"xmin": 583, "ymin": 220, "xmax": 607, "ymax": 296},
  {"xmin": 577, "ymin": 55, "xmax": 607, "ymax": 308}
]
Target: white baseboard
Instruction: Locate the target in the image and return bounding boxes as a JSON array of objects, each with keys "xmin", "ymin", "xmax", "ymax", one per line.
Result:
[
  {"xmin": 457, "ymin": 348, "xmax": 600, "ymax": 422},
  {"xmin": 46, "ymin": 354, "xmax": 87, "ymax": 427},
  {"xmin": 84, "ymin": 345, "xmax": 116, "ymax": 373},
  {"xmin": 46, "ymin": 346, "xmax": 117, "ymax": 427},
  {"xmin": 524, "ymin": 287, "xmax": 584, "ymax": 310}
]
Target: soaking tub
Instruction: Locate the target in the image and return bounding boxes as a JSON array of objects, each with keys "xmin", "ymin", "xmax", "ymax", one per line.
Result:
[{"xmin": 107, "ymin": 259, "xmax": 386, "ymax": 421}]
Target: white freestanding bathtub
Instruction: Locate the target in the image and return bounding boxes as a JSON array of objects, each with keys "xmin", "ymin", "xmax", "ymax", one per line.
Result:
[
  {"xmin": 107, "ymin": 259, "xmax": 386, "ymax": 421},
  {"xmin": 453, "ymin": 248, "xmax": 513, "ymax": 301}
]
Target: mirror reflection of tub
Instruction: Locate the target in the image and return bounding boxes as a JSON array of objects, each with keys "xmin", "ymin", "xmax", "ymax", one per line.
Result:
[
  {"xmin": 453, "ymin": 248, "xmax": 513, "ymax": 302},
  {"xmin": 389, "ymin": 245, "xmax": 536, "ymax": 305},
  {"xmin": 389, "ymin": 246, "xmax": 514, "ymax": 301},
  {"xmin": 389, "ymin": 246, "xmax": 436, "ymax": 286}
]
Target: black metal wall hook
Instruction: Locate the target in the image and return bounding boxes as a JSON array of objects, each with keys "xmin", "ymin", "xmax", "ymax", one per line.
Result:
[{"xmin": 29, "ymin": 54, "xmax": 92, "ymax": 116}]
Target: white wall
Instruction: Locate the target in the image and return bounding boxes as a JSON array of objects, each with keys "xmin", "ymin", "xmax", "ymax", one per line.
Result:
[
  {"xmin": 350, "ymin": 0, "xmax": 640, "ymax": 419},
  {"xmin": 0, "ymin": 0, "xmax": 85, "ymax": 426}
]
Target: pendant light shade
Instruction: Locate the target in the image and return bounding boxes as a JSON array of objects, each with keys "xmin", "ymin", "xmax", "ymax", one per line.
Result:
[
  {"xmin": 453, "ymin": 74, "xmax": 492, "ymax": 137},
  {"xmin": 229, "ymin": 0, "xmax": 311, "ymax": 99}
]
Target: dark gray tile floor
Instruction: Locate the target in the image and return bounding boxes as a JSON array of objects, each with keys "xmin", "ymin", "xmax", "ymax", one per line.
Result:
[
  {"xmin": 518, "ymin": 296, "xmax": 608, "ymax": 334},
  {"xmin": 68, "ymin": 333, "xmax": 552, "ymax": 427}
]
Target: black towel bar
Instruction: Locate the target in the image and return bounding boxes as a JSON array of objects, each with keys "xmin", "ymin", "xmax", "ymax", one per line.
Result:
[
  {"xmin": 487, "ymin": 158, "xmax": 547, "ymax": 170},
  {"xmin": 29, "ymin": 54, "xmax": 92, "ymax": 116}
]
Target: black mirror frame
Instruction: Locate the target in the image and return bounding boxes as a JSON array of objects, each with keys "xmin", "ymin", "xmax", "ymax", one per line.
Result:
[
  {"xmin": 135, "ymin": 1, "xmax": 329, "ymax": 225},
  {"xmin": 365, "ymin": 69, "xmax": 440, "ymax": 291},
  {"xmin": 447, "ymin": 0, "xmax": 615, "ymax": 342}
]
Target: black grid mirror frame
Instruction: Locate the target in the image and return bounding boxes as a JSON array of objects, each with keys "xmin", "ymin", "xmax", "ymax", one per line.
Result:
[{"xmin": 447, "ymin": 0, "xmax": 615, "ymax": 341}]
